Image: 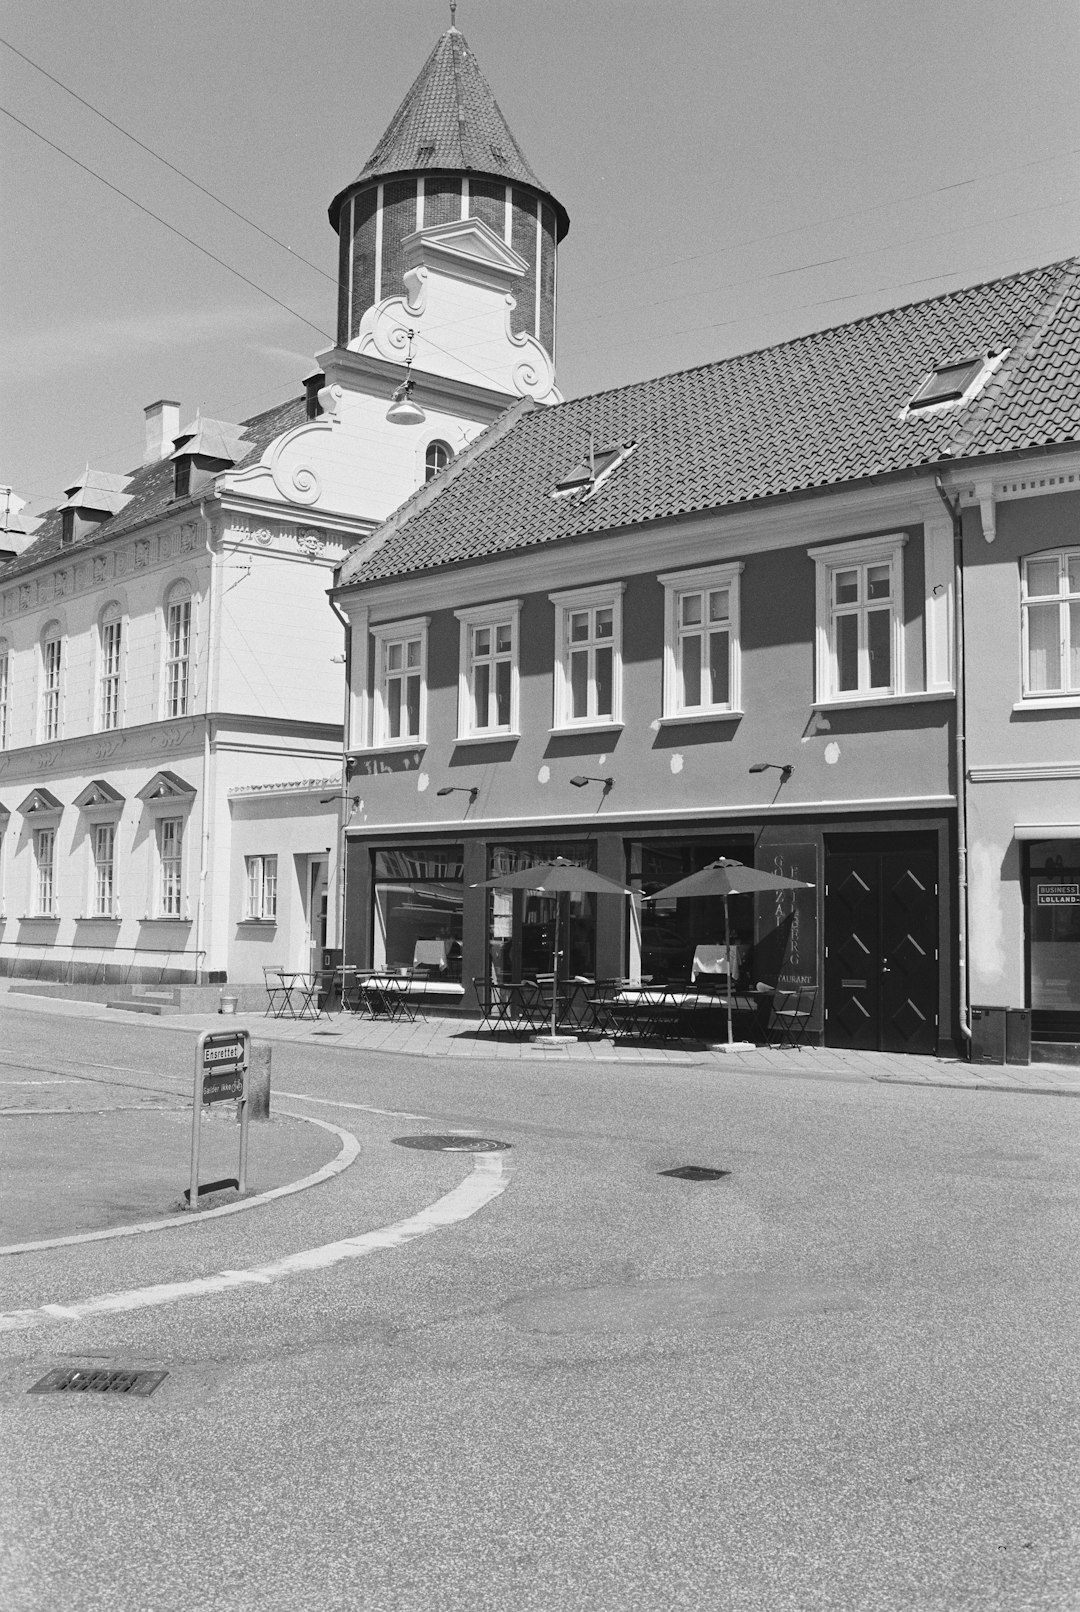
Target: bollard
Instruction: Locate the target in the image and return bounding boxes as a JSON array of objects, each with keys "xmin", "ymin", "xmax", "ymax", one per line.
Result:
[{"xmin": 247, "ymin": 1041, "xmax": 271, "ymax": 1121}]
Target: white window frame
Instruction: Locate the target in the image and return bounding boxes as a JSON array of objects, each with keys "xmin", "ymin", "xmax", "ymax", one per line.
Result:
[
  {"xmin": 34, "ymin": 825, "xmax": 56, "ymax": 917},
  {"xmin": 658, "ymin": 562, "xmax": 743, "ymax": 719},
  {"xmin": 163, "ymin": 588, "xmax": 192, "ymax": 719},
  {"xmin": 371, "ymin": 616, "xmax": 429, "ymax": 747},
  {"xmin": 40, "ymin": 626, "xmax": 63, "ymax": 742},
  {"xmin": 809, "ymin": 534, "xmax": 907, "ymax": 703},
  {"xmin": 245, "ymin": 854, "xmax": 278, "ymax": 921},
  {"xmin": 157, "ymin": 816, "xmax": 184, "ymax": 918},
  {"xmin": 92, "ymin": 820, "xmax": 117, "ymax": 918},
  {"xmin": 550, "ymin": 582, "xmax": 625, "ymax": 731},
  {"xmin": 454, "ymin": 600, "xmax": 522, "ymax": 740},
  {"xmin": 98, "ymin": 606, "xmax": 124, "ymax": 732},
  {"xmin": 0, "ymin": 643, "xmax": 9, "ymax": 750},
  {"xmin": 1020, "ymin": 548, "xmax": 1080, "ymax": 701},
  {"xmin": 424, "ymin": 439, "xmax": 452, "ymax": 482}
]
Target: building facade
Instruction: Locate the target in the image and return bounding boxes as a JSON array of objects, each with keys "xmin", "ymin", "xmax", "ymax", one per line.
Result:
[
  {"xmin": 0, "ymin": 24, "xmax": 569, "ymax": 988},
  {"xmin": 333, "ymin": 260, "xmax": 1080, "ymax": 1058}
]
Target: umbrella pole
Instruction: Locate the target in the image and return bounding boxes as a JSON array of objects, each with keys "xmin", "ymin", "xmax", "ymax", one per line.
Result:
[
  {"xmin": 724, "ymin": 894, "xmax": 734, "ymax": 1047},
  {"xmin": 550, "ymin": 897, "xmax": 560, "ymax": 1040}
]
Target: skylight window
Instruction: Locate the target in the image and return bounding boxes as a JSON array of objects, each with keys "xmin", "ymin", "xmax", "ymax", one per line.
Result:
[
  {"xmin": 908, "ymin": 355, "xmax": 988, "ymax": 411},
  {"xmin": 552, "ymin": 442, "xmax": 634, "ymax": 498}
]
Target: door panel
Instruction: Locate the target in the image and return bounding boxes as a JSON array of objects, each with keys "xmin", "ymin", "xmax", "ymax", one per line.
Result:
[{"xmin": 825, "ymin": 845, "xmax": 938, "ymax": 1054}]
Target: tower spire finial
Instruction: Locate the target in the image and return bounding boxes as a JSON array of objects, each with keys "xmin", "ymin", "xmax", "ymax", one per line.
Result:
[{"xmin": 449, "ymin": 1, "xmax": 457, "ymax": 26}]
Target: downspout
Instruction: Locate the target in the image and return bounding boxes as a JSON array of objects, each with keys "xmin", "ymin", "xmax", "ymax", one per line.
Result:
[
  {"xmin": 935, "ymin": 474, "xmax": 970, "ymax": 1049},
  {"xmin": 329, "ymin": 590, "xmax": 351, "ymax": 961},
  {"xmin": 195, "ymin": 500, "xmax": 221, "ymax": 984}
]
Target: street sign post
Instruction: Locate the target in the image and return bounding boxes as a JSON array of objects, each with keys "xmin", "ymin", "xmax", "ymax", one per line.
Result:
[{"xmin": 188, "ymin": 1029, "xmax": 251, "ymax": 1208}]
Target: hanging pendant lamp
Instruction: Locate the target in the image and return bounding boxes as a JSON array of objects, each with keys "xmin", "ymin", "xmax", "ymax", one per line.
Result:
[{"xmin": 386, "ymin": 327, "xmax": 426, "ymax": 425}]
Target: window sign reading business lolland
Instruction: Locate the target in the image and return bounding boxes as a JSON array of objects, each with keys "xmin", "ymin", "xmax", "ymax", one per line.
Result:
[{"xmin": 1038, "ymin": 884, "xmax": 1080, "ymax": 906}]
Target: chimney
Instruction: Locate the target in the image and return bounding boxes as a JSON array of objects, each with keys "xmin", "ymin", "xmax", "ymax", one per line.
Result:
[{"xmin": 144, "ymin": 400, "xmax": 181, "ymax": 465}]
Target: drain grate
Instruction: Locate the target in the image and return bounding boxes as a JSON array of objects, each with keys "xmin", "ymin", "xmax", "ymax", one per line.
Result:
[
  {"xmin": 29, "ymin": 1367, "xmax": 167, "ymax": 1397},
  {"xmin": 659, "ymin": 1165, "xmax": 731, "ymax": 1181},
  {"xmin": 392, "ymin": 1134, "xmax": 510, "ymax": 1153}
]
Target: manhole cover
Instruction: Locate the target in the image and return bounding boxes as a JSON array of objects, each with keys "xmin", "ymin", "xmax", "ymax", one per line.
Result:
[
  {"xmin": 659, "ymin": 1165, "xmax": 731, "ymax": 1181},
  {"xmin": 29, "ymin": 1367, "xmax": 167, "ymax": 1397},
  {"xmin": 392, "ymin": 1134, "xmax": 511, "ymax": 1152}
]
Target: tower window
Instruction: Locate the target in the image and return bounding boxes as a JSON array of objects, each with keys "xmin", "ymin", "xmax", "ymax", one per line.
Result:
[{"xmin": 425, "ymin": 441, "xmax": 451, "ymax": 483}]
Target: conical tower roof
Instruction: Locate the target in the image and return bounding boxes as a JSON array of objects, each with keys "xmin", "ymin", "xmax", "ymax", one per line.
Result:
[{"xmin": 329, "ymin": 29, "xmax": 567, "ymax": 238}]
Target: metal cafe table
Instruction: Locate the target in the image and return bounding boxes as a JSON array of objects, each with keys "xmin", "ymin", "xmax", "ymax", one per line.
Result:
[
  {"xmin": 589, "ymin": 981, "xmax": 765, "ymax": 1044},
  {"xmin": 263, "ymin": 967, "xmax": 325, "ymax": 1021},
  {"xmin": 339, "ymin": 968, "xmax": 421, "ymax": 1023}
]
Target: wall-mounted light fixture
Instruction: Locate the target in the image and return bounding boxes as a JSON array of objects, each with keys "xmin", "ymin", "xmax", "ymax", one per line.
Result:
[
  {"xmin": 385, "ymin": 328, "xmax": 426, "ymax": 426},
  {"xmin": 570, "ymin": 773, "xmax": 614, "ymax": 794},
  {"xmin": 748, "ymin": 761, "xmax": 793, "ymax": 781},
  {"xmin": 436, "ymin": 785, "xmax": 478, "ymax": 801}
]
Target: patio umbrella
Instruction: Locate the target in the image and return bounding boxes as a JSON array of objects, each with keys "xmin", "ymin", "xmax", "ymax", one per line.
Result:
[
  {"xmin": 473, "ymin": 857, "xmax": 633, "ymax": 1041},
  {"xmin": 643, "ymin": 857, "xmax": 814, "ymax": 1050}
]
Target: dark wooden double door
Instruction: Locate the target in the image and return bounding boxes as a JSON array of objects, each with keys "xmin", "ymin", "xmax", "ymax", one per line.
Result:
[{"xmin": 824, "ymin": 840, "xmax": 939, "ymax": 1054}]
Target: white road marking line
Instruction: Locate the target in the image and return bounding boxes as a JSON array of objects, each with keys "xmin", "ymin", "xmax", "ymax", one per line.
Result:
[
  {"xmin": 0, "ymin": 1153, "xmax": 506, "ymax": 1332},
  {"xmin": 0, "ymin": 1080, "xmax": 78, "ymax": 1086},
  {"xmin": 277, "ymin": 1090, "xmax": 433, "ymax": 1121},
  {"xmin": 0, "ymin": 1110, "xmax": 359, "ymax": 1257}
]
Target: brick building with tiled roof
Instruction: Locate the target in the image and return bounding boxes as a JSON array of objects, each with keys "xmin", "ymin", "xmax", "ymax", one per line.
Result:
[{"xmin": 332, "ymin": 257, "xmax": 1080, "ymax": 1060}]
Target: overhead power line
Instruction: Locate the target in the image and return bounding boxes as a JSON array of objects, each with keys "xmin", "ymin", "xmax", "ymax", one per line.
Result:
[
  {"xmin": 0, "ymin": 35, "xmax": 336, "ymax": 285},
  {"xmin": 0, "ymin": 105, "xmax": 334, "ymax": 343}
]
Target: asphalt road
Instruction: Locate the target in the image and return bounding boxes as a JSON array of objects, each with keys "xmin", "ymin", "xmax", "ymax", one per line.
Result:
[{"xmin": 0, "ymin": 1008, "xmax": 1077, "ymax": 1612}]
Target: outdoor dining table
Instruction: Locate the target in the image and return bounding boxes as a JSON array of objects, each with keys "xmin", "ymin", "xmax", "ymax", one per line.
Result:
[
  {"xmin": 588, "ymin": 982, "xmax": 768, "ymax": 1044},
  {"xmin": 340, "ymin": 968, "xmax": 420, "ymax": 1023},
  {"xmin": 264, "ymin": 968, "xmax": 325, "ymax": 1021}
]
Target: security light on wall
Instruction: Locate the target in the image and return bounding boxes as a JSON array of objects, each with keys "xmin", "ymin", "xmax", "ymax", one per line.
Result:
[
  {"xmin": 436, "ymin": 785, "xmax": 478, "ymax": 801},
  {"xmin": 749, "ymin": 761, "xmax": 793, "ymax": 781},
  {"xmin": 570, "ymin": 774, "xmax": 614, "ymax": 793}
]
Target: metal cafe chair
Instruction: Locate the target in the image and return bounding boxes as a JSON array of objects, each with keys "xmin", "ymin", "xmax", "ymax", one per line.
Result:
[
  {"xmin": 767, "ymin": 987, "xmax": 817, "ymax": 1048},
  {"xmin": 263, "ymin": 964, "xmax": 291, "ymax": 1018}
]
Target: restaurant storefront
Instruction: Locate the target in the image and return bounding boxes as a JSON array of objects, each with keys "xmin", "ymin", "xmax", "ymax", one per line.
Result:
[{"xmin": 343, "ymin": 811, "xmax": 953, "ymax": 1049}]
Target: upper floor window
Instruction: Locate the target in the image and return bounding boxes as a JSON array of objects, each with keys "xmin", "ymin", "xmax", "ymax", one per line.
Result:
[
  {"xmin": 99, "ymin": 605, "xmax": 123, "ymax": 731},
  {"xmin": 158, "ymin": 817, "xmax": 184, "ymax": 917},
  {"xmin": 372, "ymin": 618, "xmax": 428, "ymax": 745},
  {"xmin": 809, "ymin": 535, "xmax": 907, "ymax": 702},
  {"xmin": 40, "ymin": 624, "xmax": 63, "ymax": 742},
  {"xmin": 164, "ymin": 586, "xmax": 192, "ymax": 718},
  {"xmin": 455, "ymin": 601, "xmax": 521, "ymax": 738},
  {"xmin": 34, "ymin": 826, "xmax": 56, "ymax": 917},
  {"xmin": 550, "ymin": 583, "xmax": 625, "ymax": 729},
  {"xmin": 424, "ymin": 440, "xmax": 451, "ymax": 482},
  {"xmin": 245, "ymin": 854, "xmax": 278, "ymax": 921},
  {"xmin": 0, "ymin": 641, "xmax": 9, "ymax": 750},
  {"xmin": 659, "ymin": 563, "xmax": 743, "ymax": 718},
  {"xmin": 1022, "ymin": 549, "xmax": 1080, "ymax": 698}
]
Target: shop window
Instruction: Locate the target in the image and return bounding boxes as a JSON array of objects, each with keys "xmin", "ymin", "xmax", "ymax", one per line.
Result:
[
  {"xmin": 487, "ymin": 842, "xmax": 597, "ymax": 982},
  {"xmin": 659, "ymin": 562, "xmax": 742, "ymax": 716},
  {"xmin": 372, "ymin": 618, "xmax": 428, "ymax": 745},
  {"xmin": 630, "ymin": 838, "xmax": 755, "ymax": 985},
  {"xmin": 809, "ymin": 535, "xmax": 906, "ymax": 701},
  {"xmin": 455, "ymin": 601, "xmax": 521, "ymax": 737},
  {"xmin": 373, "ymin": 845, "xmax": 463, "ymax": 981},
  {"xmin": 550, "ymin": 583, "xmax": 624, "ymax": 729},
  {"xmin": 1027, "ymin": 840, "xmax": 1080, "ymax": 1019},
  {"xmin": 245, "ymin": 855, "xmax": 278, "ymax": 921},
  {"xmin": 1021, "ymin": 550, "xmax": 1080, "ymax": 698}
]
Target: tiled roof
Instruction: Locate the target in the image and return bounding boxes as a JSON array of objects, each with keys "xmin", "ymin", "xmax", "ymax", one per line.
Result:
[
  {"xmin": 8, "ymin": 394, "xmax": 307, "ymax": 582},
  {"xmin": 328, "ymin": 29, "xmax": 564, "ymax": 232},
  {"xmin": 340, "ymin": 258, "xmax": 1080, "ymax": 588}
]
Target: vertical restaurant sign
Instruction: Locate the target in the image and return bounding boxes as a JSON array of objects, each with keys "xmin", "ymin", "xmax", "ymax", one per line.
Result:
[{"xmin": 767, "ymin": 843, "xmax": 818, "ymax": 990}]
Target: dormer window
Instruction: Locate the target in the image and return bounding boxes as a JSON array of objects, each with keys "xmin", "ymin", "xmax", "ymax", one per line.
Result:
[
  {"xmin": 906, "ymin": 353, "xmax": 1002, "ymax": 414},
  {"xmin": 552, "ymin": 442, "xmax": 635, "ymax": 499},
  {"xmin": 417, "ymin": 143, "xmax": 436, "ymax": 162},
  {"xmin": 174, "ymin": 457, "xmax": 192, "ymax": 499},
  {"xmin": 61, "ymin": 509, "xmax": 75, "ymax": 547}
]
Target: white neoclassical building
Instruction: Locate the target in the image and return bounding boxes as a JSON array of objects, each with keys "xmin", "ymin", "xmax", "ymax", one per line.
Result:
[{"xmin": 0, "ymin": 23, "xmax": 568, "ymax": 992}]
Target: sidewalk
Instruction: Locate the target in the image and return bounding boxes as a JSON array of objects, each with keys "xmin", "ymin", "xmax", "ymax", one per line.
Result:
[{"xmin": 4, "ymin": 985, "xmax": 1077, "ymax": 1097}]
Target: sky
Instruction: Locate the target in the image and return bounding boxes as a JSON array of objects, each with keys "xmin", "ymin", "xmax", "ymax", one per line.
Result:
[{"xmin": 2, "ymin": 0, "xmax": 1078, "ymax": 518}]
